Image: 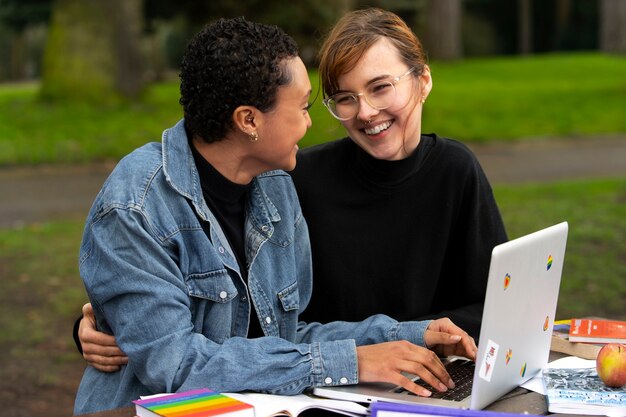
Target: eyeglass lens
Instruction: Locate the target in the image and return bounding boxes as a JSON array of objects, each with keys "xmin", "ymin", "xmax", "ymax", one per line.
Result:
[{"xmin": 329, "ymin": 80, "xmax": 396, "ymax": 120}]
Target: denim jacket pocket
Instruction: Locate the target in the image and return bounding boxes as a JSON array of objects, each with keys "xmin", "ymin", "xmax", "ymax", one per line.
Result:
[
  {"xmin": 277, "ymin": 281, "xmax": 300, "ymax": 311},
  {"xmin": 185, "ymin": 269, "xmax": 238, "ymax": 303}
]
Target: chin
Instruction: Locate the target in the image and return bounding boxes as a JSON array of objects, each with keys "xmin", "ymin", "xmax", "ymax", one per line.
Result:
[{"xmin": 281, "ymin": 156, "xmax": 298, "ymax": 172}]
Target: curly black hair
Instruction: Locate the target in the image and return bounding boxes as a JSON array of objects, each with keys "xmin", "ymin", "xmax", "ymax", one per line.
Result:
[{"xmin": 179, "ymin": 17, "xmax": 299, "ymax": 143}]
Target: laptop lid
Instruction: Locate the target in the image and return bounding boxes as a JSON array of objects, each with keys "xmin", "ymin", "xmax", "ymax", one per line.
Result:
[{"xmin": 313, "ymin": 222, "xmax": 568, "ymax": 410}]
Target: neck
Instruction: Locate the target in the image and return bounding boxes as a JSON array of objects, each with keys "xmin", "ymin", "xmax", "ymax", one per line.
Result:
[{"xmin": 192, "ymin": 136, "xmax": 257, "ymax": 185}]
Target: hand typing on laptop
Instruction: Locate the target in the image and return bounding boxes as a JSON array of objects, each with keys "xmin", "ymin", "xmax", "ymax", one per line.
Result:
[{"xmin": 356, "ymin": 318, "xmax": 477, "ymax": 398}]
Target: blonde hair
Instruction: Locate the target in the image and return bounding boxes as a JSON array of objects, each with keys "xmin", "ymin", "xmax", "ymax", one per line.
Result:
[{"xmin": 318, "ymin": 8, "xmax": 427, "ymax": 97}]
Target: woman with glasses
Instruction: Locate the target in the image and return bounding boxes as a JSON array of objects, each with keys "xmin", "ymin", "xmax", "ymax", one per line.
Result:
[
  {"xmin": 72, "ymin": 15, "xmax": 478, "ymax": 414},
  {"xmin": 292, "ymin": 8, "xmax": 507, "ymax": 338}
]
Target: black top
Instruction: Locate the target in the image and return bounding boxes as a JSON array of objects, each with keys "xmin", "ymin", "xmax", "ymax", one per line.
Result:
[
  {"xmin": 290, "ymin": 134, "xmax": 508, "ymax": 339},
  {"xmin": 189, "ymin": 142, "xmax": 264, "ymax": 338}
]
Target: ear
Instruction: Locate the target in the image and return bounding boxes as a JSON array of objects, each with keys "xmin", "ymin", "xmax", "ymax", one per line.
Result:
[
  {"xmin": 420, "ymin": 65, "xmax": 433, "ymax": 100},
  {"xmin": 233, "ymin": 106, "xmax": 258, "ymax": 135}
]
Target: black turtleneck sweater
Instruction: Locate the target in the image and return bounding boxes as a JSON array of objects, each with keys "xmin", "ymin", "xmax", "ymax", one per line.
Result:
[{"xmin": 290, "ymin": 134, "xmax": 507, "ymax": 339}]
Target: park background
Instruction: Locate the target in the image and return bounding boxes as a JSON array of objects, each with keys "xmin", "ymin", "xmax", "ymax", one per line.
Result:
[{"xmin": 0, "ymin": 0, "xmax": 625, "ymax": 416}]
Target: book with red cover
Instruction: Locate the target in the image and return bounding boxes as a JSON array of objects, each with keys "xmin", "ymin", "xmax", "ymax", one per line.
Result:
[{"xmin": 569, "ymin": 318, "xmax": 626, "ymax": 344}]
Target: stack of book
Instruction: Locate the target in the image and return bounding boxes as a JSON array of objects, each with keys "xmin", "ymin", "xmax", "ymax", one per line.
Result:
[
  {"xmin": 550, "ymin": 318, "xmax": 626, "ymax": 360},
  {"xmin": 569, "ymin": 318, "xmax": 626, "ymax": 344}
]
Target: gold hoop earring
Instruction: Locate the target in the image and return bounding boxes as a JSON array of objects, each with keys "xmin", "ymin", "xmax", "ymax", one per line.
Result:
[{"xmin": 249, "ymin": 131, "xmax": 259, "ymax": 142}]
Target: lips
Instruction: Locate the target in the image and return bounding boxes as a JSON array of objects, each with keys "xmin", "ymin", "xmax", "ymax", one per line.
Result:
[{"xmin": 364, "ymin": 120, "xmax": 392, "ymax": 135}]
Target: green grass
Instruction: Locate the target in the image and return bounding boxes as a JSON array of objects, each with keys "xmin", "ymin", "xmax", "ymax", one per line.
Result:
[
  {"xmin": 0, "ymin": 82, "xmax": 182, "ymax": 165},
  {"xmin": 494, "ymin": 178, "xmax": 626, "ymax": 321},
  {"xmin": 0, "ymin": 53, "xmax": 625, "ymax": 165},
  {"xmin": 0, "ymin": 220, "xmax": 86, "ymax": 350},
  {"xmin": 425, "ymin": 53, "xmax": 626, "ymax": 141}
]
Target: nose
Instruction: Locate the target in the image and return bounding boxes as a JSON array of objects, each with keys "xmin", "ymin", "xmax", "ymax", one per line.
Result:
[{"xmin": 356, "ymin": 96, "xmax": 379, "ymax": 123}]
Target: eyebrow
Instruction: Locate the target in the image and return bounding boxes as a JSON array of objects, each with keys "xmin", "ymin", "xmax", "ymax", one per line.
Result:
[{"xmin": 334, "ymin": 74, "xmax": 393, "ymax": 94}]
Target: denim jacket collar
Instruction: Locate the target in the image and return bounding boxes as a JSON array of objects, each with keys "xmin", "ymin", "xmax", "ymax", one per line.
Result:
[{"xmin": 162, "ymin": 119, "xmax": 280, "ymax": 236}]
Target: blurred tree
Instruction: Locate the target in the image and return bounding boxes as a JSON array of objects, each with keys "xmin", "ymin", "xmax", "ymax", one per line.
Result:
[
  {"xmin": 0, "ymin": 0, "xmax": 51, "ymax": 79},
  {"xmin": 518, "ymin": 0, "xmax": 532, "ymax": 54},
  {"xmin": 142, "ymin": 0, "xmax": 347, "ymax": 66},
  {"xmin": 423, "ymin": 0, "xmax": 462, "ymax": 60},
  {"xmin": 0, "ymin": 0, "xmax": 50, "ymax": 31},
  {"xmin": 600, "ymin": 0, "xmax": 626, "ymax": 53},
  {"xmin": 40, "ymin": 0, "xmax": 144, "ymax": 102}
]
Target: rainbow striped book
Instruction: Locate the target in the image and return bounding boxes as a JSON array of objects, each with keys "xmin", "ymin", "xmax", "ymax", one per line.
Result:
[{"xmin": 133, "ymin": 388, "xmax": 254, "ymax": 417}]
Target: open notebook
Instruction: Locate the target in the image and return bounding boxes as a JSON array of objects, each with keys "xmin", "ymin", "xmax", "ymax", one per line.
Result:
[{"xmin": 314, "ymin": 222, "xmax": 569, "ymax": 410}]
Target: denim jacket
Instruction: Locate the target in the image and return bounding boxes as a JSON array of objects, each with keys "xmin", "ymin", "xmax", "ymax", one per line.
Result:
[{"xmin": 74, "ymin": 119, "xmax": 430, "ymax": 414}]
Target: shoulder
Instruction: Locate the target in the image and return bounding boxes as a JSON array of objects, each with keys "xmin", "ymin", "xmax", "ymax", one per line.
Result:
[
  {"xmin": 92, "ymin": 142, "xmax": 170, "ymax": 216},
  {"xmin": 429, "ymin": 134, "xmax": 478, "ymax": 163},
  {"xmin": 425, "ymin": 134, "xmax": 484, "ymax": 175}
]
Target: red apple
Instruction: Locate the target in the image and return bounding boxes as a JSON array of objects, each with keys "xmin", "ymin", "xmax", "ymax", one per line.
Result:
[{"xmin": 596, "ymin": 343, "xmax": 626, "ymax": 388}]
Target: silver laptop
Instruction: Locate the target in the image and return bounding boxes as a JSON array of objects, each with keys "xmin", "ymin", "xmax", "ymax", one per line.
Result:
[{"xmin": 313, "ymin": 222, "xmax": 568, "ymax": 410}]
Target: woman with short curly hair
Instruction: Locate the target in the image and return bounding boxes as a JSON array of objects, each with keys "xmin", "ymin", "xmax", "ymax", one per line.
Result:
[{"xmin": 74, "ymin": 16, "xmax": 476, "ymax": 414}]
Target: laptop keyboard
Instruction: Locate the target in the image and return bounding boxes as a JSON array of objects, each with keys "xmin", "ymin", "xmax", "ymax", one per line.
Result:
[{"xmin": 392, "ymin": 359, "xmax": 475, "ymax": 401}]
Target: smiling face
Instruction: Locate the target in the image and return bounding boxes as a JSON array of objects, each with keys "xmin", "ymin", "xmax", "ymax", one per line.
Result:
[
  {"xmin": 336, "ymin": 38, "xmax": 431, "ymax": 161},
  {"xmin": 255, "ymin": 57, "xmax": 312, "ymax": 171}
]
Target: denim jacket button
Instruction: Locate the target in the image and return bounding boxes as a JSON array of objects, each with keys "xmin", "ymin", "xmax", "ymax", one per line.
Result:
[
  {"xmin": 340, "ymin": 377, "xmax": 348, "ymax": 384},
  {"xmin": 219, "ymin": 291, "xmax": 228, "ymax": 299},
  {"xmin": 265, "ymin": 317, "xmax": 271, "ymax": 324},
  {"xmin": 261, "ymin": 225, "xmax": 269, "ymax": 232},
  {"xmin": 324, "ymin": 377, "xmax": 333, "ymax": 384},
  {"xmin": 218, "ymin": 246, "xmax": 225, "ymax": 254}
]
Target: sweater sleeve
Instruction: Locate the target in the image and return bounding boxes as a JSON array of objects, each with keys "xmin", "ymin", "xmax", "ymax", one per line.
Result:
[{"xmin": 424, "ymin": 141, "xmax": 508, "ymax": 340}]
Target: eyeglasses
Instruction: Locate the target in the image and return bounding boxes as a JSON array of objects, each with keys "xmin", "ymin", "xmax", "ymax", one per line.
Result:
[{"xmin": 323, "ymin": 67, "xmax": 416, "ymax": 121}]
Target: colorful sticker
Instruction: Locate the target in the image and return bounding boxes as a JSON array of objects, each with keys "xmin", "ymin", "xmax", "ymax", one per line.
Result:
[
  {"xmin": 503, "ymin": 273, "xmax": 511, "ymax": 290},
  {"xmin": 543, "ymin": 315, "xmax": 550, "ymax": 331},
  {"xmin": 520, "ymin": 362, "xmax": 527, "ymax": 377},
  {"xmin": 505, "ymin": 349, "xmax": 512, "ymax": 365},
  {"xmin": 547, "ymin": 255, "xmax": 553, "ymax": 271},
  {"xmin": 479, "ymin": 339, "xmax": 499, "ymax": 382}
]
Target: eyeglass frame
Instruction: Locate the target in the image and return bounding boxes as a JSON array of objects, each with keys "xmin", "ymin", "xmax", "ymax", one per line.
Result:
[{"xmin": 322, "ymin": 67, "xmax": 417, "ymax": 121}]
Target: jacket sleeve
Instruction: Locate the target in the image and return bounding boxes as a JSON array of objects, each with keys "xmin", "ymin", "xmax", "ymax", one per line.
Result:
[{"xmin": 80, "ymin": 207, "xmax": 362, "ymax": 395}]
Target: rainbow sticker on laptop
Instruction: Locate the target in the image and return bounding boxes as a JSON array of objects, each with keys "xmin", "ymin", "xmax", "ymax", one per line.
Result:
[{"xmin": 547, "ymin": 255, "xmax": 553, "ymax": 270}]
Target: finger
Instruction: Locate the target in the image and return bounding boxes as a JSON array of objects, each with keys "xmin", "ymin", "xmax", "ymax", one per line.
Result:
[
  {"xmin": 400, "ymin": 359, "xmax": 452, "ymax": 392},
  {"xmin": 393, "ymin": 373, "xmax": 433, "ymax": 398},
  {"xmin": 84, "ymin": 353, "xmax": 128, "ymax": 367},
  {"xmin": 90, "ymin": 363, "xmax": 122, "ymax": 372},
  {"xmin": 83, "ymin": 342, "xmax": 126, "ymax": 357},
  {"xmin": 426, "ymin": 330, "xmax": 462, "ymax": 347},
  {"xmin": 402, "ymin": 347, "xmax": 455, "ymax": 390},
  {"xmin": 82, "ymin": 302, "xmax": 95, "ymax": 318},
  {"xmin": 437, "ymin": 335, "xmax": 475, "ymax": 357},
  {"xmin": 461, "ymin": 337, "xmax": 478, "ymax": 360},
  {"xmin": 81, "ymin": 332, "xmax": 119, "ymax": 347}
]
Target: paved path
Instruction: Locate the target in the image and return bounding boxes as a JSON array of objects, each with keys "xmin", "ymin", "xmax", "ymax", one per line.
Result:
[{"xmin": 1, "ymin": 135, "xmax": 625, "ymax": 229}]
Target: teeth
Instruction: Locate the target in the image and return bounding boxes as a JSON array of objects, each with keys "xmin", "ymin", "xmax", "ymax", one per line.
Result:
[{"xmin": 365, "ymin": 121, "xmax": 391, "ymax": 135}]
